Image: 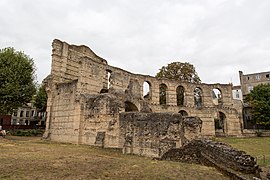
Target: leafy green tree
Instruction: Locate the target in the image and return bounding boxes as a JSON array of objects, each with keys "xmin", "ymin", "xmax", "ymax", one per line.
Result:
[
  {"xmin": 33, "ymin": 84, "xmax": 47, "ymax": 112},
  {"xmin": 245, "ymin": 84, "xmax": 270, "ymax": 125},
  {"xmin": 0, "ymin": 47, "xmax": 36, "ymax": 114},
  {"xmin": 156, "ymin": 62, "xmax": 201, "ymax": 83}
]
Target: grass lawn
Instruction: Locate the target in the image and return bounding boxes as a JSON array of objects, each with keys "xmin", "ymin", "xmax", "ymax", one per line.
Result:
[
  {"xmin": 0, "ymin": 136, "xmax": 228, "ymax": 180},
  {"xmin": 216, "ymin": 137, "xmax": 270, "ymax": 167}
]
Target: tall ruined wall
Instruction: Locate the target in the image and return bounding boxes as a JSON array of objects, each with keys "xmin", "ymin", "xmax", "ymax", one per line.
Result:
[
  {"xmin": 45, "ymin": 39, "xmax": 243, "ymax": 145},
  {"xmin": 44, "ymin": 80, "xmax": 82, "ymax": 143}
]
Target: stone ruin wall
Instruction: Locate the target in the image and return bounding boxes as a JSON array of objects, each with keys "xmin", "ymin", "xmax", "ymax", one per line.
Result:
[
  {"xmin": 44, "ymin": 39, "xmax": 243, "ymax": 147},
  {"xmin": 119, "ymin": 113, "xmax": 202, "ymax": 158}
]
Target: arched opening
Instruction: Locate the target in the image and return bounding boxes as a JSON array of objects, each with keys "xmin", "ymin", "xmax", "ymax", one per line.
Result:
[
  {"xmin": 100, "ymin": 88, "xmax": 108, "ymax": 94},
  {"xmin": 125, "ymin": 101, "xmax": 139, "ymax": 112},
  {"xmin": 212, "ymin": 88, "xmax": 222, "ymax": 106},
  {"xmin": 143, "ymin": 81, "xmax": 151, "ymax": 100},
  {"xmin": 179, "ymin": 110, "xmax": 188, "ymax": 118},
  {"xmin": 194, "ymin": 87, "xmax": 203, "ymax": 108},
  {"xmin": 159, "ymin": 83, "xmax": 167, "ymax": 105},
  {"xmin": 106, "ymin": 70, "xmax": 112, "ymax": 89},
  {"xmin": 215, "ymin": 111, "xmax": 226, "ymax": 133},
  {"xmin": 176, "ymin": 85, "xmax": 184, "ymax": 106}
]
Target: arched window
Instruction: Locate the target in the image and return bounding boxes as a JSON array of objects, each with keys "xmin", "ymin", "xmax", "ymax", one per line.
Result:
[
  {"xmin": 215, "ymin": 111, "xmax": 226, "ymax": 132},
  {"xmin": 159, "ymin": 83, "xmax": 167, "ymax": 105},
  {"xmin": 106, "ymin": 70, "xmax": 112, "ymax": 89},
  {"xmin": 143, "ymin": 81, "xmax": 151, "ymax": 100},
  {"xmin": 176, "ymin": 85, "xmax": 184, "ymax": 106},
  {"xmin": 179, "ymin": 110, "xmax": 188, "ymax": 117},
  {"xmin": 194, "ymin": 87, "xmax": 203, "ymax": 108},
  {"xmin": 125, "ymin": 101, "xmax": 139, "ymax": 112},
  {"xmin": 212, "ymin": 88, "xmax": 222, "ymax": 106}
]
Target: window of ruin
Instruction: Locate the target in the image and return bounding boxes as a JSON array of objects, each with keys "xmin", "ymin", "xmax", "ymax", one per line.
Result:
[
  {"xmin": 125, "ymin": 101, "xmax": 139, "ymax": 112},
  {"xmin": 176, "ymin": 85, "xmax": 184, "ymax": 106},
  {"xmin": 215, "ymin": 111, "xmax": 226, "ymax": 132},
  {"xmin": 143, "ymin": 81, "xmax": 151, "ymax": 100},
  {"xmin": 179, "ymin": 110, "xmax": 188, "ymax": 117},
  {"xmin": 106, "ymin": 70, "xmax": 112, "ymax": 89},
  {"xmin": 212, "ymin": 88, "xmax": 222, "ymax": 106},
  {"xmin": 159, "ymin": 83, "xmax": 167, "ymax": 105},
  {"xmin": 266, "ymin": 74, "xmax": 270, "ymax": 78},
  {"xmin": 194, "ymin": 87, "xmax": 203, "ymax": 108}
]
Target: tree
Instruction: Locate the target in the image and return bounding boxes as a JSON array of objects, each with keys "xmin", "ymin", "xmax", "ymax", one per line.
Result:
[
  {"xmin": 33, "ymin": 84, "xmax": 47, "ymax": 112},
  {"xmin": 0, "ymin": 47, "xmax": 36, "ymax": 114},
  {"xmin": 156, "ymin": 62, "xmax": 201, "ymax": 83},
  {"xmin": 245, "ymin": 84, "xmax": 270, "ymax": 126}
]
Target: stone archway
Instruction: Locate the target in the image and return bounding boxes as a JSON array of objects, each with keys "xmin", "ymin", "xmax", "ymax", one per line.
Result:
[
  {"xmin": 179, "ymin": 110, "xmax": 188, "ymax": 118},
  {"xmin": 125, "ymin": 101, "xmax": 139, "ymax": 112},
  {"xmin": 215, "ymin": 111, "xmax": 226, "ymax": 136}
]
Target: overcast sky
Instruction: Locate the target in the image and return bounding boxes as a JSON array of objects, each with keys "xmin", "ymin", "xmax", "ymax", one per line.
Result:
[{"xmin": 1, "ymin": 0, "xmax": 270, "ymax": 85}]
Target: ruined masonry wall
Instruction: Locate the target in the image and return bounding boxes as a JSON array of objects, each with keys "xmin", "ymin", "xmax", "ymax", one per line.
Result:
[{"xmin": 45, "ymin": 39, "xmax": 243, "ymax": 146}]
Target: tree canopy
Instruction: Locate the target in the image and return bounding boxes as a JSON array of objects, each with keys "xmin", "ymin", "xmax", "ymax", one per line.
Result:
[
  {"xmin": 0, "ymin": 47, "xmax": 36, "ymax": 114},
  {"xmin": 33, "ymin": 84, "xmax": 48, "ymax": 113},
  {"xmin": 156, "ymin": 62, "xmax": 201, "ymax": 83},
  {"xmin": 245, "ymin": 83, "xmax": 270, "ymax": 125}
]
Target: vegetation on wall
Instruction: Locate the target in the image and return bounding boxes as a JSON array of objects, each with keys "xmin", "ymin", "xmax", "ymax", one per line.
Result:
[
  {"xmin": 156, "ymin": 62, "xmax": 201, "ymax": 83},
  {"xmin": 0, "ymin": 47, "xmax": 36, "ymax": 114}
]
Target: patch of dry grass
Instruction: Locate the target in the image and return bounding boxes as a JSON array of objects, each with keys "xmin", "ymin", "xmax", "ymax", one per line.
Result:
[{"xmin": 0, "ymin": 136, "xmax": 228, "ymax": 180}]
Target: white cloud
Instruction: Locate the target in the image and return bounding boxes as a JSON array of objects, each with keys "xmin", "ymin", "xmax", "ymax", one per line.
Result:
[{"xmin": 1, "ymin": 0, "xmax": 270, "ymax": 85}]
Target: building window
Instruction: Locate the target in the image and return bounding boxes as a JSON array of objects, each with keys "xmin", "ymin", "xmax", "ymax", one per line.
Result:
[
  {"xmin": 31, "ymin": 110, "xmax": 35, "ymax": 117},
  {"xmin": 12, "ymin": 119, "xmax": 17, "ymax": 125},
  {"xmin": 248, "ymin": 86, "xmax": 253, "ymax": 93},
  {"xmin": 13, "ymin": 111, "xmax": 18, "ymax": 117},
  {"xmin": 266, "ymin": 74, "xmax": 270, "ymax": 78},
  {"xmin": 26, "ymin": 111, "xmax": 29, "ymax": 117},
  {"xmin": 247, "ymin": 76, "xmax": 250, "ymax": 80},
  {"xmin": 255, "ymin": 75, "xmax": 261, "ymax": 80},
  {"xmin": 236, "ymin": 90, "xmax": 240, "ymax": 99},
  {"xmin": 20, "ymin": 111, "xmax": 24, "ymax": 117},
  {"xmin": 19, "ymin": 119, "xmax": 24, "ymax": 125}
]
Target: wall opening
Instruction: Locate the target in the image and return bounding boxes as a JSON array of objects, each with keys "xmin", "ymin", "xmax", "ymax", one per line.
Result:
[
  {"xmin": 176, "ymin": 85, "xmax": 184, "ymax": 106},
  {"xmin": 215, "ymin": 111, "xmax": 226, "ymax": 132},
  {"xmin": 125, "ymin": 101, "xmax": 139, "ymax": 112},
  {"xmin": 179, "ymin": 110, "xmax": 188, "ymax": 118},
  {"xmin": 159, "ymin": 83, "xmax": 167, "ymax": 105},
  {"xmin": 106, "ymin": 70, "xmax": 112, "ymax": 89},
  {"xmin": 212, "ymin": 88, "xmax": 222, "ymax": 106},
  {"xmin": 143, "ymin": 81, "xmax": 151, "ymax": 100},
  {"xmin": 194, "ymin": 87, "xmax": 203, "ymax": 108}
]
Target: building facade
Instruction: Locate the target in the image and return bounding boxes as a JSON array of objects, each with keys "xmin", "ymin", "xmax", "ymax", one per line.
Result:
[{"xmin": 11, "ymin": 103, "xmax": 46, "ymax": 126}]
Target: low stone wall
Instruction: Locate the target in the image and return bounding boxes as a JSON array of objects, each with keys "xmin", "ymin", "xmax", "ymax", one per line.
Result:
[
  {"xmin": 161, "ymin": 139, "xmax": 260, "ymax": 179},
  {"xmin": 119, "ymin": 113, "xmax": 202, "ymax": 158}
]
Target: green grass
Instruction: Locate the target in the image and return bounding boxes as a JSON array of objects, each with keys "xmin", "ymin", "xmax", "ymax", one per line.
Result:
[
  {"xmin": 216, "ymin": 137, "xmax": 270, "ymax": 167},
  {"xmin": 0, "ymin": 136, "xmax": 228, "ymax": 180}
]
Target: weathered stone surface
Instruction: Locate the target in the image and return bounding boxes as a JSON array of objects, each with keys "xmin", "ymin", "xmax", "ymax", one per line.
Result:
[
  {"xmin": 44, "ymin": 39, "xmax": 243, "ymax": 144},
  {"xmin": 161, "ymin": 139, "xmax": 260, "ymax": 179},
  {"xmin": 119, "ymin": 112, "xmax": 203, "ymax": 158}
]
